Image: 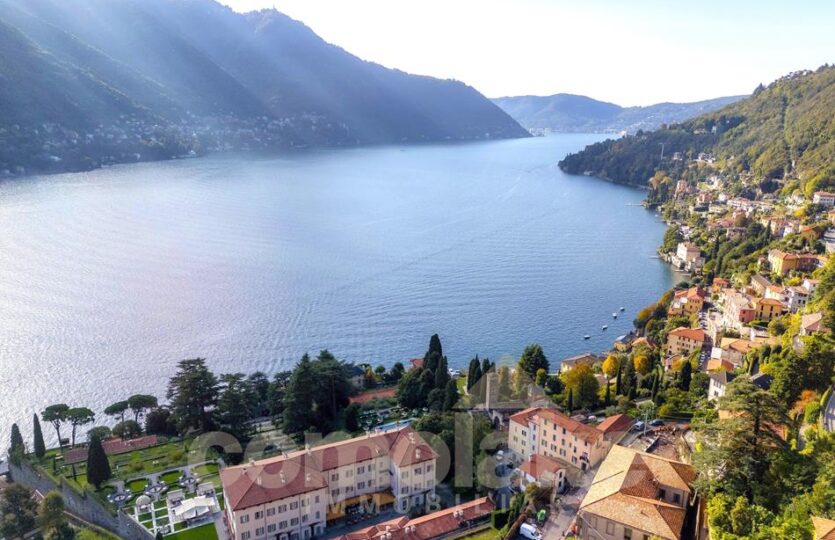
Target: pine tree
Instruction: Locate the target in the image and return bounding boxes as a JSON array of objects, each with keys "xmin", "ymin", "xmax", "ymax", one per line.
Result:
[
  {"xmin": 33, "ymin": 413, "xmax": 46, "ymax": 458},
  {"xmin": 86, "ymin": 435, "xmax": 111, "ymax": 489}
]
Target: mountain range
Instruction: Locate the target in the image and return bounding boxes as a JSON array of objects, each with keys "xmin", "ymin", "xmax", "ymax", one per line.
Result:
[
  {"xmin": 557, "ymin": 65, "xmax": 835, "ymax": 193},
  {"xmin": 0, "ymin": 0, "xmax": 527, "ymax": 176},
  {"xmin": 492, "ymin": 93, "xmax": 746, "ymax": 134}
]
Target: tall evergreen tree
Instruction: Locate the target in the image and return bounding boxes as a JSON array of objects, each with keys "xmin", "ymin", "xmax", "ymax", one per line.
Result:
[
  {"xmin": 10, "ymin": 423, "xmax": 24, "ymax": 461},
  {"xmin": 679, "ymin": 361, "xmax": 693, "ymax": 391},
  {"xmin": 604, "ymin": 381, "xmax": 611, "ymax": 406},
  {"xmin": 283, "ymin": 354, "xmax": 316, "ymax": 433},
  {"xmin": 650, "ymin": 372, "xmax": 660, "ymax": 401},
  {"xmin": 517, "ymin": 344, "xmax": 549, "ymax": 379},
  {"xmin": 166, "ymin": 358, "xmax": 219, "ymax": 433},
  {"xmin": 615, "ymin": 366, "xmax": 622, "ymax": 395},
  {"xmin": 467, "ymin": 356, "xmax": 482, "ymax": 390},
  {"xmin": 434, "ymin": 356, "xmax": 450, "ymax": 389},
  {"xmin": 33, "ymin": 413, "xmax": 46, "ymax": 458},
  {"xmin": 86, "ymin": 435, "xmax": 111, "ymax": 489},
  {"xmin": 423, "ymin": 334, "xmax": 443, "ymax": 374},
  {"xmin": 442, "ymin": 379, "xmax": 459, "ymax": 411},
  {"xmin": 567, "ymin": 388, "xmax": 574, "ymax": 412}
]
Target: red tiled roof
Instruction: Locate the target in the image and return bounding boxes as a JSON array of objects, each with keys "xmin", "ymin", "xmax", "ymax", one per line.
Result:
[
  {"xmin": 221, "ymin": 427, "xmax": 437, "ymax": 511},
  {"xmin": 519, "ymin": 454, "xmax": 564, "ymax": 480},
  {"xmin": 668, "ymin": 327, "xmax": 706, "ymax": 342},
  {"xmin": 595, "ymin": 414, "xmax": 634, "ymax": 436},
  {"xmin": 530, "ymin": 407, "xmax": 603, "ymax": 444},
  {"xmin": 337, "ymin": 497, "xmax": 494, "ymax": 540}
]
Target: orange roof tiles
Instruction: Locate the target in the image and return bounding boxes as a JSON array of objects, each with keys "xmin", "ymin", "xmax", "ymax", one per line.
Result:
[
  {"xmin": 336, "ymin": 497, "xmax": 494, "ymax": 540},
  {"xmin": 221, "ymin": 426, "xmax": 437, "ymax": 511},
  {"xmin": 668, "ymin": 327, "xmax": 706, "ymax": 342}
]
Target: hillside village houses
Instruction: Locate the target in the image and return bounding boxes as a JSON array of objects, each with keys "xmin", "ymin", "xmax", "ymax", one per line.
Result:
[
  {"xmin": 813, "ymin": 191, "xmax": 835, "ymax": 207},
  {"xmin": 670, "ymin": 242, "xmax": 704, "ymax": 273},
  {"xmin": 667, "ymin": 287, "xmax": 706, "ymax": 316},
  {"xmin": 575, "ymin": 446, "xmax": 699, "ymax": 540},
  {"xmin": 665, "ymin": 327, "xmax": 707, "ymax": 357}
]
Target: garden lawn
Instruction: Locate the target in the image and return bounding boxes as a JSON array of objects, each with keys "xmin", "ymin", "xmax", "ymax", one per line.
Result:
[{"xmin": 166, "ymin": 523, "xmax": 218, "ymax": 540}]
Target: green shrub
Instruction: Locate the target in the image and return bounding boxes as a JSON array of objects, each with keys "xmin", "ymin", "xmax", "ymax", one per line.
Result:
[{"xmin": 490, "ymin": 510, "xmax": 509, "ymax": 529}]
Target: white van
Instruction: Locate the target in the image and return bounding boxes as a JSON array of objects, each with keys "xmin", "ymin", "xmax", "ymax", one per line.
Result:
[{"xmin": 519, "ymin": 523, "xmax": 542, "ymax": 540}]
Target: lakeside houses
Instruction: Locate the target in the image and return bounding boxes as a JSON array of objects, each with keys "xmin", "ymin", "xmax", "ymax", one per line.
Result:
[
  {"xmin": 767, "ymin": 249, "xmax": 825, "ymax": 277},
  {"xmin": 720, "ymin": 290, "xmax": 785, "ymax": 330},
  {"xmin": 813, "ymin": 191, "xmax": 835, "ymax": 207},
  {"xmin": 575, "ymin": 446, "xmax": 699, "ymax": 540},
  {"xmin": 800, "ymin": 312, "xmax": 829, "ymax": 336},
  {"xmin": 220, "ymin": 426, "xmax": 438, "ymax": 540},
  {"xmin": 667, "ymin": 287, "xmax": 706, "ymax": 316},
  {"xmin": 507, "ymin": 407, "xmax": 613, "ymax": 472},
  {"xmin": 558, "ymin": 352, "xmax": 598, "ymax": 373},
  {"xmin": 670, "ymin": 242, "xmax": 704, "ymax": 273},
  {"xmin": 665, "ymin": 327, "xmax": 707, "ymax": 357}
]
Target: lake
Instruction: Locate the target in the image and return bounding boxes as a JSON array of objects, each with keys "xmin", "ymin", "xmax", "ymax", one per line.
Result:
[{"xmin": 0, "ymin": 134, "xmax": 675, "ymax": 445}]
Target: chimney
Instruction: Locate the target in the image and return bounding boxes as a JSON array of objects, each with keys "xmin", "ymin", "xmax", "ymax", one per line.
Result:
[{"xmin": 415, "ymin": 449, "xmax": 421, "ymax": 460}]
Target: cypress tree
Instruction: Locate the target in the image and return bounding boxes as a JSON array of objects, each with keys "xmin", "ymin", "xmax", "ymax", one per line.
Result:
[
  {"xmin": 442, "ymin": 379, "xmax": 459, "ymax": 411},
  {"xmin": 651, "ymin": 372, "xmax": 660, "ymax": 401},
  {"xmin": 10, "ymin": 423, "xmax": 24, "ymax": 460},
  {"xmin": 33, "ymin": 414, "xmax": 46, "ymax": 459},
  {"xmin": 679, "ymin": 362, "xmax": 692, "ymax": 391},
  {"xmin": 567, "ymin": 388, "xmax": 574, "ymax": 412},
  {"xmin": 86, "ymin": 435, "xmax": 112, "ymax": 489},
  {"xmin": 615, "ymin": 367, "xmax": 622, "ymax": 395},
  {"xmin": 434, "ymin": 356, "xmax": 450, "ymax": 389},
  {"xmin": 604, "ymin": 381, "xmax": 611, "ymax": 406},
  {"xmin": 467, "ymin": 356, "xmax": 482, "ymax": 390}
]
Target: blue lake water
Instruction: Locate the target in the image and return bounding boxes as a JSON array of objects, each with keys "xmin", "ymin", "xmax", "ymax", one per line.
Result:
[{"xmin": 0, "ymin": 134, "xmax": 675, "ymax": 445}]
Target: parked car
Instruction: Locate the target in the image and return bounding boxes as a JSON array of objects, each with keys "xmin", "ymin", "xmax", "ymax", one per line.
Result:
[
  {"xmin": 650, "ymin": 419, "xmax": 664, "ymax": 427},
  {"xmin": 519, "ymin": 523, "xmax": 542, "ymax": 540},
  {"xmin": 632, "ymin": 421, "xmax": 645, "ymax": 431}
]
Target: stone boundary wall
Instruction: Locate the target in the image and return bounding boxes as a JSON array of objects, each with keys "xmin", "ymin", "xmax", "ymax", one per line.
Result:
[{"xmin": 8, "ymin": 460, "xmax": 153, "ymax": 540}]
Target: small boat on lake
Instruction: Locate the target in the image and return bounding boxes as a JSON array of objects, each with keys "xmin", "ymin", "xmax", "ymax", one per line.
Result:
[
  {"xmin": 612, "ymin": 312, "xmax": 618, "ymax": 318},
  {"xmin": 602, "ymin": 325, "xmax": 608, "ymax": 330},
  {"xmin": 620, "ymin": 307, "xmax": 625, "ymax": 311},
  {"xmin": 583, "ymin": 335, "xmax": 591, "ymax": 340}
]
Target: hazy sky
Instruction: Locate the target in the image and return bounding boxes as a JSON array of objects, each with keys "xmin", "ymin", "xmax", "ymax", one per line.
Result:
[{"xmin": 219, "ymin": 0, "xmax": 834, "ymax": 106}]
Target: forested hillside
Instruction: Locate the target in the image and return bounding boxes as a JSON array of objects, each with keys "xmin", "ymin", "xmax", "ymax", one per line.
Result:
[
  {"xmin": 0, "ymin": 0, "xmax": 527, "ymax": 176},
  {"xmin": 493, "ymin": 93, "xmax": 743, "ymax": 134},
  {"xmin": 558, "ymin": 65, "xmax": 835, "ymax": 192}
]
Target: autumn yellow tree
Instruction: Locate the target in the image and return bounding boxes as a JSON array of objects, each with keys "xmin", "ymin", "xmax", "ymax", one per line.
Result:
[
  {"xmin": 633, "ymin": 355, "xmax": 651, "ymax": 376},
  {"xmin": 602, "ymin": 355, "xmax": 620, "ymax": 378}
]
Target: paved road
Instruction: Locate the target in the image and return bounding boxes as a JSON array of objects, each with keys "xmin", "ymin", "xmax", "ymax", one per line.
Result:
[
  {"xmin": 824, "ymin": 385, "xmax": 835, "ymax": 433},
  {"xmin": 544, "ymin": 469, "xmax": 595, "ymax": 538}
]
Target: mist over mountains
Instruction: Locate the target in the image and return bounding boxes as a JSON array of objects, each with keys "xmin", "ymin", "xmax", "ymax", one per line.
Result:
[
  {"xmin": 0, "ymin": 0, "xmax": 528, "ymax": 176},
  {"xmin": 493, "ymin": 93, "xmax": 746, "ymax": 134}
]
